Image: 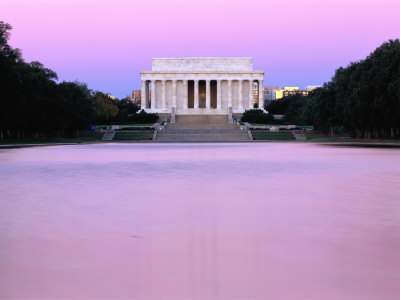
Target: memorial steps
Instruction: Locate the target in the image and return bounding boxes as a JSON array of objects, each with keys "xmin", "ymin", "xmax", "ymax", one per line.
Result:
[
  {"xmin": 102, "ymin": 130, "xmax": 115, "ymax": 141},
  {"xmin": 168, "ymin": 115, "xmax": 236, "ymax": 129},
  {"xmin": 156, "ymin": 129, "xmax": 250, "ymax": 142},
  {"xmin": 156, "ymin": 115, "xmax": 250, "ymax": 142}
]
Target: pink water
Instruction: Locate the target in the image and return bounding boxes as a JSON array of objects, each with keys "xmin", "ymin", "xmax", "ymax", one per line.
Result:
[{"xmin": 0, "ymin": 143, "xmax": 399, "ymax": 299}]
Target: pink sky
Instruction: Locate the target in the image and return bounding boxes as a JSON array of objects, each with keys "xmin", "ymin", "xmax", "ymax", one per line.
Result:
[{"xmin": 1, "ymin": 0, "xmax": 399, "ymax": 98}]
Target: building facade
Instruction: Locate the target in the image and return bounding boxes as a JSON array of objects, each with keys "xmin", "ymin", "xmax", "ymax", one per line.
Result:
[
  {"xmin": 264, "ymin": 86, "xmax": 279, "ymax": 102},
  {"xmin": 275, "ymin": 87, "xmax": 309, "ymax": 99},
  {"xmin": 305, "ymin": 85, "xmax": 322, "ymax": 91},
  {"xmin": 140, "ymin": 58, "xmax": 265, "ymax": 116},
  {"xmin": 282, "ymin": 88, "xmax": 309, "ymax": 98},
  {"xmin": 132, "ymin": 90, "xmax": 142, "ymax": 107},
  {"xmin": 276, "ymin": 87, "xmax": 299, "ymax": 99}
]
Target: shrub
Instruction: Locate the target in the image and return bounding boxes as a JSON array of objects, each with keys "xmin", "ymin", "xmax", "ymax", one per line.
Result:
[
  {"xmin": 129, "ymin": 110, "xmax": 159, "ymax": 124},
  {"xmin": 241, "ymin": 109, "xmax": 275, "ymax": 124}
]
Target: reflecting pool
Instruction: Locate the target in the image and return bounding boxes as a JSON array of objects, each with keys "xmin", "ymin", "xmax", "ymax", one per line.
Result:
[{"xmin": 1, "ymin": 143, "xmax": 399, "ymax": 299}]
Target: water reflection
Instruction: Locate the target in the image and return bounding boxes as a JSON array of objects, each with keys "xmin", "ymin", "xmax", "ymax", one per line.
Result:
[{"xmin": 1, "ymin": 143, "xmax": 400, "ymax": 299}]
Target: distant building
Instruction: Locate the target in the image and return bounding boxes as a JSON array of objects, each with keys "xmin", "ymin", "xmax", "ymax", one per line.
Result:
[
  {"xmin": 106, "ymin": 94, "xmax": 116, "ymax": 100},
  {"xmin": 276, "ymin": 87, "xmax": 297, "ymax": 99},
  {"xmin": 132, "ymin": 90, "xmax": 151, "ymax": 108},
  {"xmin": 262, "ymin": 85, "xmax": 320, "ymax": 102},
  {"xmin": 276, "ymin": 87, "xmax": 308, "ymax": 99},
  {"xmin": 132, "ymin": 90, "xmax": 142, "ymax": 107},
  {"xmin": 282, "ymin": 87, "xmax": 308, "ymax": 98},
  {"xmin": 305, "ymin": 85, "xmax": 322, "ymax": 91},
  {"xmin": 264, "ymin": 86, "xmax": 279, "ymax": 102}
]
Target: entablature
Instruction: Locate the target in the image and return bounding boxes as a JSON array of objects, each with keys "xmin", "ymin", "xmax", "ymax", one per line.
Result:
[{"xmin": 140, "ymin": 71, "xmax": 264, "ymax": 82}]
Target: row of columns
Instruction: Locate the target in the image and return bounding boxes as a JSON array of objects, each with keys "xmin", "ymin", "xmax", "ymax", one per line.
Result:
[{"xmin": 141, "ymin": 79, "xmax": 264, "ymax": 110}]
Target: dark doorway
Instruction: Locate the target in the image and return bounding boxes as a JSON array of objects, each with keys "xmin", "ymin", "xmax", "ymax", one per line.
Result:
[
  {"xmin": 199, "ymin": 80, "xmax": 206, "ymax": 108},
  {"xmin": 211, "ymin": 80, "xmax": 217, "ymax": 108},
  {"xmin": 188, "ymin": 80, "xmax": 194, "ymax": 108}
]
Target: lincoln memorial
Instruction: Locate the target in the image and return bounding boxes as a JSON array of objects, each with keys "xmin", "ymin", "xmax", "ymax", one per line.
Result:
[{"xmin": 140, "ymin": 58, "xmax": 265, "ymax": 118}]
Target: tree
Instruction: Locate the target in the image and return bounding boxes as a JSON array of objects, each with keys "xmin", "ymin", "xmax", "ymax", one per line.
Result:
[
  {"xmin": 92, "ymin": 92, "xmax": 119, "ymax": 124},
  {"xmin": 1, "ymin": 21, "xmax": 94, "ymax": 138},
  {"xmin": 130, "ymin": 109, "xmax": 159, "ymax": 124},
  {"xmin": 114, "ymin": 97, "xmax": 140, "ymax": 123},
  {"xmin": 266, "ymin": 94, "xmax": 307, "ymax": 125},
  {"xmin": 241, "ymin": 109, "xmax": 275, "ymax": 124},
  {"xmin": 279, "ymin": 39, "xmax": 400, "ymax": 137}
]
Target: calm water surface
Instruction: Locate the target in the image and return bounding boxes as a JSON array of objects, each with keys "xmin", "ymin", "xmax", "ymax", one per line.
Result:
[{"xmin": 0, "ymin": 143, "xmax": 399, "ymax": 299}]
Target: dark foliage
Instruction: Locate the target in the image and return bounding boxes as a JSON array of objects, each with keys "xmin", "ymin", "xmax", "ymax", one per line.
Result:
[
  {"xmin": 129, "ymin": 110, "xmax": 159, "ymax": 124},
  {"xmin": 115, "ymin": 97, "xmax": 140, "ymax": 123},
  {"xmin": 266, "ymin": 97, "xmax": 293, "ymax": 114},
  {"xmin": 305, "ymin": 39, "xmax": 400, "ymax": 137},
  {"xmin": 267, "ymin": 39, "xmax": 400, "ymax": 137},
  {"xmin": 92, "ymin": 92, "xmax": 119, "ymax": 124},
  {"xmin": 0, "ymin": 21, "xmax": 94, "ymax": 138},
  {"xmin": 0, "ymin": 21, "xmax": 158, "ymax": 139},
  {"xmin": 241, "ymin": 109, "xmax": 275, "ymax": 124},
  {"xmin": 266, "ymin": 94, "xmax": 305, "ymax": 124}
]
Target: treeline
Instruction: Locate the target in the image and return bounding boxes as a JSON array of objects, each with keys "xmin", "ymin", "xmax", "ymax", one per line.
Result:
[
  {"xmin": 266, "ymin": 39, "xmax": 400, "ymax": 138},
  {"xmin": 0, "ymin": 21, "xmax": 156, "ymax": 139}
]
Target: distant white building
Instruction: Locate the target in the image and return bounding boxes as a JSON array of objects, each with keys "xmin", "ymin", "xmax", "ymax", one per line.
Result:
[
  {"xmin": 305, "ymin": 85, "xmax": 322, "ymax": 91},
  {"xmin": 264, "ymin": 86, "xmax": 279, "ymax": 102}
]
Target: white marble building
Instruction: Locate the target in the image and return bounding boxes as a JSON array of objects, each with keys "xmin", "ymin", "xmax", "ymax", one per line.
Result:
[{"xmin": 140, "ymin": 58, "xmax": 264, "ymax": 117}]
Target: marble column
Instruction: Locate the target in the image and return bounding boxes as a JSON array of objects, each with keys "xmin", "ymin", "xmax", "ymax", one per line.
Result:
[
  {"xmin": 259, "ymin": 79, "xmax": 264, "ymax": 110},
  {"xmin": 228, "ymin": 80, "xmax": 232, "ymax": 108},
  {"xmin": 248, "ymin": 79, "xmax": 253, "ymax": 108},
  {"xmin": 141, "ymin": 80, "xmax": 146, "ymax": 109},
  {"xmin": 238, "ymin": 80, "xmax": 243, "ymax": 109},
  {"xmin": 172, "ymin": 80, "xmax": 177, "ymax": 108},
  {"xmin": 183, "ymin": 80, "xmax": 188, "ymax": 109},
  {"xmin": 194, "ymin": 80, "xmax": 199, "ymax": 109},
  {"xmin": 206, "ymin": 80, "xmax": 211, "ymax": 109},
  {"xmin": 151, "ymin": 80, "xmax": 156, "ymax": 109},
  {"xmin": 161, "ymin": 80, "xmax": 166, "ymax": 109},
  {"xmin": 217, "ymin": 80, "xmax": 221, "ymax": 109}
]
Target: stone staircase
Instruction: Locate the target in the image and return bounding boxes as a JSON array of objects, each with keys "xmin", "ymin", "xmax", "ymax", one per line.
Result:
[
  {"xmin": 167, "ymin": 115, "xmax": 238, "ymax": 129},
  {"xmin": 156, "ymin": 115, "xmax": 250, "ymax": 142},
  {"xmin": 293, "ymin": 130, "xmax": 307, "ymax": 140},
  {"xmin": 102, "ymin": 130, "xmax": 115, "ymax": 141}
]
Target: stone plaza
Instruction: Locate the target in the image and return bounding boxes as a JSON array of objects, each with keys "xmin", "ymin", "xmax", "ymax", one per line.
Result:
[{"xmin": 140, "ymin": 58, "xmax": 265, "ymax": 120}]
